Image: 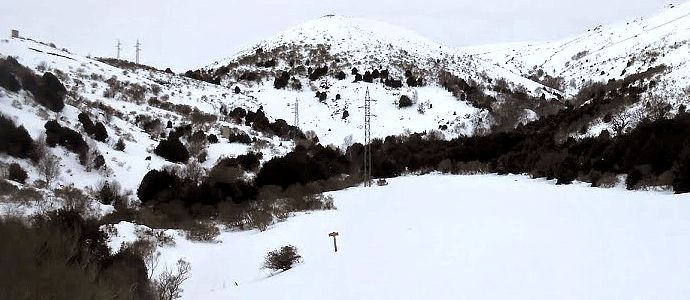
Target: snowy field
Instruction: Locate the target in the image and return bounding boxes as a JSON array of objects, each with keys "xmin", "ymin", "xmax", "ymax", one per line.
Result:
[{"xmin": 135, "ymin": 174, "xmax": 690, "ymax": 300}]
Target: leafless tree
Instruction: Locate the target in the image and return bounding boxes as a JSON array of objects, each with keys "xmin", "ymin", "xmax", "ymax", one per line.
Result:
[
  {"xmin": 610, "ymin": 108, "xmax": 643, "ymax": 136},
  {"xmin": 154, "ymin": 259, "xmax": 191, "ymax": 300},
  {"xmin": 38, "ymin": 154, "xmax": 61, "ymax": 187}
]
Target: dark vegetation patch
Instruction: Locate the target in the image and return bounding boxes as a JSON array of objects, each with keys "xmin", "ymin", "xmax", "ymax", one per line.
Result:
[
  {"xmin": 0, "ymin": 210, "xmax": 154, "ymax": 299},
  {"xmin": 0, "ymin": 115, "xmax": 36, "ymax": 160},
  {"xmin": 0, "ymin": 57, "xmax": 66, "ymax": 112}
]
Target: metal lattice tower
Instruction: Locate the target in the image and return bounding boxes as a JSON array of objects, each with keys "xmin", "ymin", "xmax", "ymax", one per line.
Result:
[
  {"xmin": 293, "ymin": 97, "xmax": 300, "ymax": 127},
  {"xmin": 363, "ymin": 87, "xmax": 376, "ymax": 187},
  {"xmin": 135, "ymin": 40, "xmax": 141, "ymax": 64},
  {"xmin": 116, "ymin": 40, "xmax": 121, "ymax": 59}
]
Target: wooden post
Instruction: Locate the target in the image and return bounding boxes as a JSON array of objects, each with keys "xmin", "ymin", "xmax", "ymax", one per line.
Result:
[{"xmin": 328, "ymin": 232, "xmax": 339, "ymax": 252}]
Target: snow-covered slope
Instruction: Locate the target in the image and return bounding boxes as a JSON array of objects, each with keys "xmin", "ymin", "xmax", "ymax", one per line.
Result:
[
  {"xmin": 467, "ymin": 3, "xmax": 690, "ymax": 97},
  {"xmin": 117, "ymin": 174, "xmax": 690, "ymax": 299},
  {"xmin": 0, "ymin": 37, "xmax": 293, "ymax": 193},
  {"xmin": 202, "ymin": 15, "xmax": 560, "ymax": 145}
]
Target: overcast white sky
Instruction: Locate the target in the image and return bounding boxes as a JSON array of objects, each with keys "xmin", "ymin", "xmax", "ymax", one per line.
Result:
[{"xmin": 0, "ymin": 0, "xmax": 676, "ymax": 71}]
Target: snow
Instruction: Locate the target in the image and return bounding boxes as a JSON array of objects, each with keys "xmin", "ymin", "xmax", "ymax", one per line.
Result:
[{"xmin": 145, "ymin": 174, "xmax": 690, "ymax": 300}]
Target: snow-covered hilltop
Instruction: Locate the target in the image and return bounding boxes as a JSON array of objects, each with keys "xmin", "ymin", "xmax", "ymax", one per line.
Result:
[
  {"xmin": 195, "ymin": 15, "xmax": 561, "ymax": 145},
  {"xmin": 467, "ymin": 3, "xmax": 690, "ymax": 97}
]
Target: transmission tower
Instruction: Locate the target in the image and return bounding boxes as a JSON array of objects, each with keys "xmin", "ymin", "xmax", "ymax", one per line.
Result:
[
  {"xmin": 135, "ymin": 40, "xmax": 141, "ymax": 64},
  {"xmin": 293, "ymin": 97, "xmax": 300, "ymax": 127},
  {"xmin": 116, "ymin": 40, "xmax": 121, "ymax": 59},
  {"xmin": 363, "ymin": 87, "xmax": 376, "ymax": 187}
]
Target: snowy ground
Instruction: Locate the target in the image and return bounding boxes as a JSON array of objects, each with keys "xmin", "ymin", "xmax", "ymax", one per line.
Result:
[{"xmin": 124, "ymin": 174, "xmax": 690, "ymax": 300}]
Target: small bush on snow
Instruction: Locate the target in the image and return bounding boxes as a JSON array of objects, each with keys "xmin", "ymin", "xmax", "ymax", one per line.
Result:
[{"xmin": 262, "ymin": 245, "xmax": 302, "ymax": 272}]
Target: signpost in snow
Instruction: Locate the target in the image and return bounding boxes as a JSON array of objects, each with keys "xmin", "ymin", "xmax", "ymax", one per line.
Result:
[{"xmin": 329, "ymin": 231, "xmax": 339, "ymax": 252}]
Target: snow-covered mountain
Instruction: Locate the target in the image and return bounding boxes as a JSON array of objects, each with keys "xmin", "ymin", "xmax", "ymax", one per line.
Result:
[
  {"xmin": 466, "ymin": 3, "xmax": 690, "ymax": 97},
  {"xmin": 196, "ymin": 15, "xmax": 561, "ymax": 145}
]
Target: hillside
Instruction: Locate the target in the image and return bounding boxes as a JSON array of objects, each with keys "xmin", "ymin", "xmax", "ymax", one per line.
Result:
[
  {"xmin": 0, "ymin": 36, "xmax": 294, "ymax": 194},
  {"xmin": 467, "ymin": 3, "xmax": 690, "ymax": 96},
  {"xmin": 192, "ymin": 15, "xmax": 562, "ymax": 145}
]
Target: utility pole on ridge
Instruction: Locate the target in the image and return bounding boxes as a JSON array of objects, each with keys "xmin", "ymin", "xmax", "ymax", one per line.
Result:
[{"xmin": 135, "ymin": 40, "xmax": 141, "ymax": 64}]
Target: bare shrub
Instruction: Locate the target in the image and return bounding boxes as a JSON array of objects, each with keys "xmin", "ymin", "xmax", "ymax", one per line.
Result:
[
  {"xmin": 183, "ymin": 221, "xmax": 219, "ymax": 242},
  {"xmin": 180, "ymin": 159, "xmax": 205, "ymax": 183},
  {"xmin": 454, "ymin": 161, "xmax": 490, "ymax": 175},
  {"xmin": 54, "ymin": 186, "xmax": 90, "ymax": 214},
  {"xmin": 597, "ymin": 172, "xmax": 619, "ymax": 188},
  {"xmin": 153, "ymin": 259, "xmax": 191, "ymax": 300},
  {"xmin": 38, "ymin": 154, "xmax": 60, "ymax": 187},
  {"xmin": 262, "ymin": 245, "xmax": 302, "ymax": 272},
  {"xmin": 14, "ymin": 187, "xmax": 43, "ymax": 205},
  {"xmin": 246, "ymin": 202, "xmax": 273, "ymax": 231}
]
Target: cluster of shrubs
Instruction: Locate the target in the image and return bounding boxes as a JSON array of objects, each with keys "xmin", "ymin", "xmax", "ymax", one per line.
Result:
[
  {"xmin": 183, "ymin": 69, "xmax": 220, "ymax": 85},
  {"xmin": 439, "ymin": 71, "xmax": 493, "ymax": 110},
  {"xmin": 124, "ymin": 141, "xmax": 351, "ymax": 233},
  {"xmin": 45, "ymin": 120, "xmax": 89, "ymax": 161},
  {"xmin": 78, "ymin": 112, "xmax": 108, "ymax": 142},
  {"xmin": 0, "ymin": 210, "xmax": 154, "ymax": 299},
  {"xmin": 308, "ymin": 65, "xmax": 328, "ymax": 81},
  {"xmin": 404, "ymin": 70, "xmax": 424, "ymax": 87},
  {"xmin": 256, "ymin": 144, "xmax": 350, "ymax": 189},
  {"xmin": 0, "ymin": 57, "xmax": 66, "ymax": 112},
  {"xmin": 228, "ymin": 107, "xmax": 304, "ymax": 140},
  {"xmin": 345, "ymin": 94, "xmax": 690, "ymax": 193},
  {"xmin": 96, "ymin": 57, "xmax": 161, "ymax": 72}
]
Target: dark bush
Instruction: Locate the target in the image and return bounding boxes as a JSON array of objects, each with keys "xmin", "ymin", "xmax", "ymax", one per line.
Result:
[
  {"xmin": 207, "ymin": 134, "xmax": 219, "ymax": 144},
  {"xmin": 7, "ymin": 163, "xmax": 28, "ymax": 184},
  {"xmin": 94, "ymin": 180, "xmax": 125, "ymax": 205},
  {"xmin": 137, "ymin": 169, "xmax": 179, "ymax": 204},
  {"xmin": 44, "ymin": 120, "xmax": 88, "ymax": 159},
  {"xmin": 0, "ymin": 115, "xmax": 35, "ymax": 159},
  {"xmin": 262, "ymin": 245, "xmax": 302, "ymax": 271},
  {"xmin": 384, "ymin": 78, "xmax": 403, "ymax": 88},
  {"xmin": 115, "ymin": 138, "xmax": 126, "ymax": 151},
  {"xmin": 336, "ymin": 71, "xmax": 346, "ymax": 80},
  {"xmin": 308, "ymin": 66, "xmax": 328, "ymax": 81},
  {"xmin": 398, "ymin": 95, "xmax": 413, "ymax": 108},
  {"xmin": 34, "ymin": 72, "xmax": 66, "ymax": 112},
  {"xmin": 78, "ymin": 113, "xmax": 108, "ymax": 142},
  {"xmin": 273, "ymin": 71, "xmax": 290, "ymax": 89},
  {"xmin": 256, "ymin": 145, "xmax": 349, "ymax": 189},
  {"xmin": 0, "ymin": 61, "xmax": 21, "ymax": 92},
  {"xmin": 363, "ymin": 71, "xmax": 373, "ymax": 83},
  {"xmin": 154, "ymin": 137, "xmax": 189, "ymax": 163}
]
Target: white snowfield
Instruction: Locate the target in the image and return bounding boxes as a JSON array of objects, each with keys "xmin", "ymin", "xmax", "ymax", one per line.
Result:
[{"xmin": 138, "ymin": 174, "xmax": 690, "ymax": 300}]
